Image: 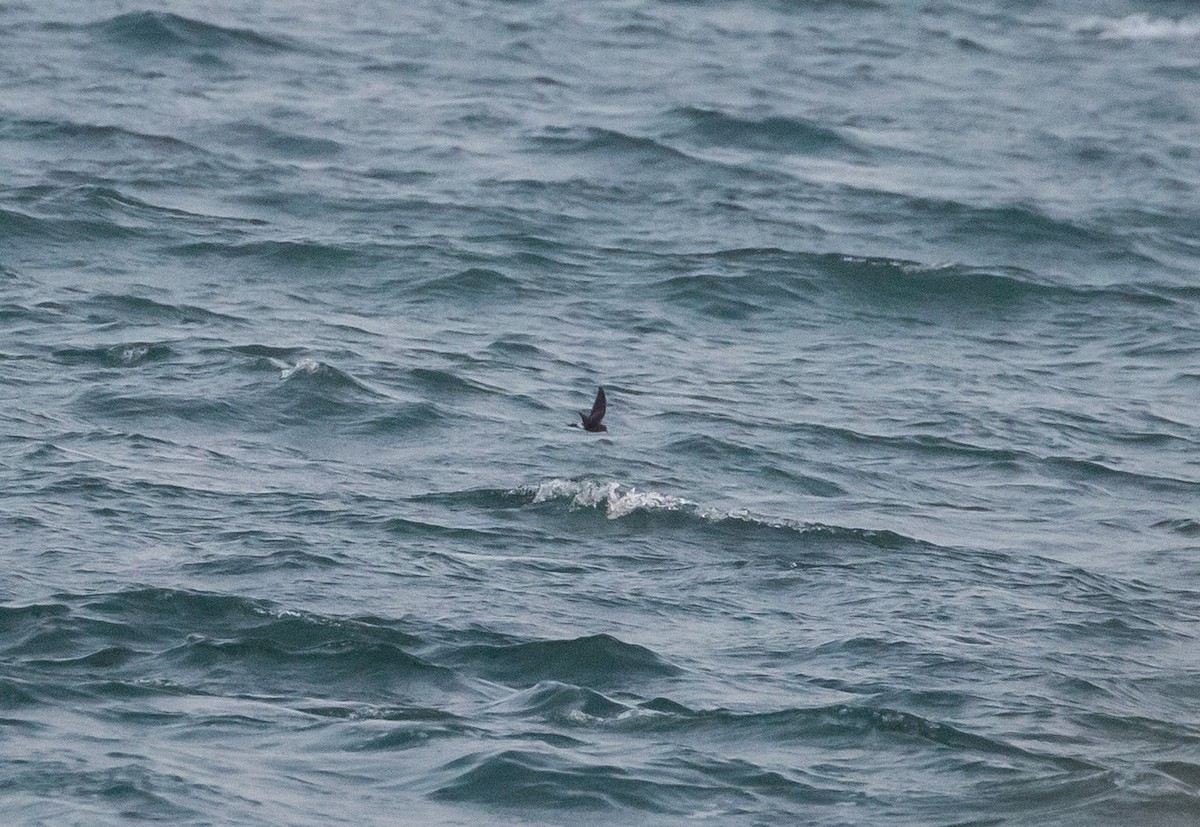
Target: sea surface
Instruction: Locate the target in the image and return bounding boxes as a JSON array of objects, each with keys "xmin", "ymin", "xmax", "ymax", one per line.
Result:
[{"xmin": 2, "ymin": 0, "xmax": 1199, "ymax": 824}]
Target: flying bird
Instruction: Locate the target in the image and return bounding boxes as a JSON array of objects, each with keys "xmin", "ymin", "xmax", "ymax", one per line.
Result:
[{"xmin": 572, "ymin": 386, "xmax": 607, "ymax": 432}]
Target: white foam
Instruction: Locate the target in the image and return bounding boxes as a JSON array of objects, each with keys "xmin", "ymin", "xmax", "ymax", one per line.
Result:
[
  {"xmin": 526, "ymin": 479, "xmax": 693, "ymax": 520},
  {"xmin": 698, "ymin": 505, "xmax": 803, "ymax": 531},
  {"xmin": 522, "ymin": 479, "xmax": 832, "ymax": 529},
  {"xmin": 607, "ymin": 486, "xmax": 692, "ymax": 519},
  {"xmin": 118, "ymin": 344, "xmax": 149, "ymax": 365},
  {"xmin": 279, "ymin": 358, "xmax": 322, "ymax": 379},
  {"xmin": 1073, "ymin": 14, "xmax": 1200, "ymax": 41}
]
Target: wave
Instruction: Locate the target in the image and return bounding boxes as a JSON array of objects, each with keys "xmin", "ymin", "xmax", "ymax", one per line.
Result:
[
  {"xmin": 651, "ymin": 246, "xmax": 1182, "ymax": 315},
  {"xmin": 341, "ymin": 710, "xmax": 481, "ymax": 752},
  {"xmin": 406, "ymin": 367, "xmax": 498, "ymax": 398},
  {"xmin": 1153, "ymin": 518, "xmax": 1200, "ymax": 537},
  {"xmin": 277, "ymin": 358, "xmax": 375, "ymax": 392},
  {"xmin": 2, "ymin": 588, "xmax": 461, "ymax": 702},
  {"xmin": 427, "ymin": 747, "xmax": 833, "ymax": 814},
  {"xmin": 1156, "ymin": 760, "xmax": 1200, "ymax": 789},
  {"xmin": 71, "ymin": 387, "xmax": 242, "ymax": 425},
  {"xmin": 1, "ymin": 588, "xmax": 683, "ymax": 707},
  {"xmin": 89, "ymin": 11, "xmax": 291, "ymax": 53},
  {"xmin": 838, "ymin": 189, "xmax": 1156, "ymax": 268},
  {"xmin": 222, "ymin": 119, "xmax": 342, "ymax": 159},
  {"xmin": 947, "ymin": 201, "xmax": 1111, "ymax": 247},
  {"xmin": 3, "ymin": 185, "xmax": 251, "ymax": 243},
  {"xmin": 800, "ymin": 421, "xmax": 1022, "ymax": 463},
  {"xmin": 64, "ymin": 350, "xmax": 388, "ymax": 430},
  {"xmin": 532, "ymin": 127, "xmax": 696, "ymax": 165},
  {"xmin": 355, "ymin": 401, "xmax": 451, "ymax": 434},
  {"xmin": 437, "ymin": 633, "xmax": 681, "ymax": 689},
  {"xmin": 0, "ymin": 203, "xmax": 143, "ymax": 243},
  {"xmin": 70, "ymin": 361, "xmax": 372, "ymax": 432},
  {"xmin": 429, "ymin": 748, "xmax": 669, "ymax": 810},
  {"xmin": 420, "ymin": 479, "xmax": 920, "ymax": 553},
  {"xmin": 381, "ymin": 516, "xmax": 503, "ymax": 543},
  {"xmin": 169, "ymin": 239, "xmax": 368, "ymax": 268},
  {"xmin": 264, "ymin": 359, "xmax": 388, "ymax": 423},
  {"xmin": 1073, "ymin": 14, "xmax": 1200, "ymax": 41},
  {"xmin": 649, "ymin": 268, "xmax": 812, "ymax": 319},
  {"xmin": 523, "ymin": 478, "xmax": 695, "ymax": 519},
  {"xmin": 3, "ymin": 586, "xmax": 1149, "ymax": 820},
  {"xmin": 651, "ymin": 433, "xmax": 847, "ymax": 497},
  {"xmin": 428, "ymin": 695, "xmax": 1070, "ymax": 814},
  {"xmin": 181, "ymin": 547, "xmax": 342, "ymax": 576},
  {"xmin": 668, "ymin": 106, "xmax": 863, "ymax": 156},
  {"xmin": 801, "ymin": 423, "xmax": 1200, "ymax": 496},
  {"xmin": 63, "ymin": 185, "xmax": 212, "ymax": 222},
  {"xmin": 5, "ymin": 761, "xmax": 205, "ymax": 822},
  {"xmin": 484, "ymin": 334, "xmax": 554, "ymax": 360},
  {"xmin": 406, "ymin": 267, "xmax": 535, "ymax": 303},
  {"xmin": 0, "ymin": 117, "xmax": 205, "ymax": 154},
  {"xmin": 52, "ymin": 342, "xmax": 173, "ymax": 368},
  {"xmin": 228, "ymin": 343, "xmax": 308, "ymax": 360},
  {"xmin": 0, "ymin": 206, "xmax": 50, "ymax": 240},
  {"xmin": 0, "ymin": 677, "xmax": 41, "ymax": 708},
  {"xmin": 622, "ymin": 699, "xmax": 1096, "ymax": 773},
  {"xmin": 1046, "ymin": 456, "xmax": 1200, "ymax": 494},
  {"xmin": 0, "ymin": 301, "xmax": 64, "ymax": 328},
  {"xmin": 489, "ymin": 680, "xmax": 633, "ymax": 722},
  {"xmin": 80, "ymin": 293, "xmax": 244, "ymax": 326},
  {"xmin": 169, "ymin": 630, "xmax": 458, "ymax": 697},
  {"xmin": 821, "ymin": 254, "xmax": 1059, "ymax": 307}
]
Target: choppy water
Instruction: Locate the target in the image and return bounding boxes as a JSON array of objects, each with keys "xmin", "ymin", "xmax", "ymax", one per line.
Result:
[{"xmin": 2, "ymin": 0, "xmax": 1199, "ymax": 824}]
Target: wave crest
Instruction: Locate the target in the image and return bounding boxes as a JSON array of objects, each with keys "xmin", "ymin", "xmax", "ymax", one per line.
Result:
[
  {"xmin": 442, "ymin": 633, "xmax": 680, "ymax": 689},
  {"xmin": 527, "ymin": 479, "xmax": 693, "ymax": 519},
  {"xmin": 91, "ymin": 11, "xmax": 290, "ymax": 52},
  {"xmin": 1073, "ymin": 14, "xmax": 1200, "ymax": 41},
  {"xmin": 426, "ymin": 479, "xmax": 920, "ymax": 552},
  {"xmin": 671, "ymin": 106, "xmax": 862, "ymax": 156},
  {"xmin": 53, "ymin": 342, "xmax": 172, "ymax": 368}
]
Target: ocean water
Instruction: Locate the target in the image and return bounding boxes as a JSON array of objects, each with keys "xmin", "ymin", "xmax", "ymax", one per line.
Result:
[{"xmin": 2, "ymin": 0, "xmax": 1199, "ymax": 823}]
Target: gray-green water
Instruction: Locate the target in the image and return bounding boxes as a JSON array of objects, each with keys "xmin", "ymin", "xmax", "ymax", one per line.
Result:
[{"xmin": 2, "ymin": 1, "xmax": 1199, "ymax": 824}]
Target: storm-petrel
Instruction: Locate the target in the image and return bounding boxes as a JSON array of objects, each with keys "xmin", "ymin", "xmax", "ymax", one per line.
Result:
[{"xmin": 571, "ymin": 386, "xmax": 607, "ymax": 432}]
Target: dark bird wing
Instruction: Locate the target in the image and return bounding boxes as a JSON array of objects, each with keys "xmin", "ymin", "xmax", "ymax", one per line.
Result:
[
  {"xmin": 580, "ymin": 386, "xmax": 606, "ymax": 429},
  {"xmin": 589, "ymin": 386, "xmax": 606, "ymax": 422}
]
